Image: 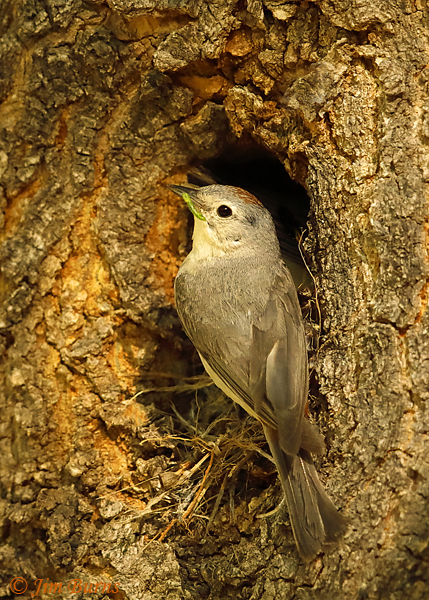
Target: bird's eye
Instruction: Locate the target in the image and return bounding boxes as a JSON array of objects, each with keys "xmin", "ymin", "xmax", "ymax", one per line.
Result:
[{"xmin": 217, "ymin": 205, "xmax": 232, "ymax": 218}]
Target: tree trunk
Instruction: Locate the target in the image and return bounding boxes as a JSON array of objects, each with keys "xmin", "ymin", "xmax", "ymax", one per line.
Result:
[{"xmin": 1, "ymin": 1, "xmax": 428, "ymax": 598}]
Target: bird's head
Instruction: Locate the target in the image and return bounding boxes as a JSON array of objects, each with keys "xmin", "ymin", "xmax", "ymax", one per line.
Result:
[{"xmin": 169, "ymin": 184, "xmax": 280, "ymax": 259}]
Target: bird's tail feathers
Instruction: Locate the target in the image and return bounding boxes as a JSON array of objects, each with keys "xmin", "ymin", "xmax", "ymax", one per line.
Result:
[{"xmin": 264, "ymin": 426, "xmax": 347, "ymax": 560}]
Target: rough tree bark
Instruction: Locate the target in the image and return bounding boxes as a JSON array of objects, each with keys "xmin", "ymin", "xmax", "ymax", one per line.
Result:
[{"xmin": 1, "ymin": 0, "xmax": 428, "ymax": 599}]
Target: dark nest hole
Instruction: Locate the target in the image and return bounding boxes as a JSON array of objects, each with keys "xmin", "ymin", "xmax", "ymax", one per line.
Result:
[{"xmin": 105, "ymin": 146, "xmax": 324, "ymax": 549}]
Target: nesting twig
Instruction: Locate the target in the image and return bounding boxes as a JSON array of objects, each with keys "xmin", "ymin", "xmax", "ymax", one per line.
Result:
[{"xmin": 126, "ymin": 375, "xmax": 213, "ymax": 404}]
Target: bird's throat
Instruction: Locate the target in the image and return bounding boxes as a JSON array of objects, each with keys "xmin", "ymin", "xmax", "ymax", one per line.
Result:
[{"xmin": 190, "ymin": 218, "xmax": 226, "ymax": 260}]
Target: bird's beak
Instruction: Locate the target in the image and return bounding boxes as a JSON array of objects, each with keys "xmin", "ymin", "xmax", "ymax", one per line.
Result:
[{"xmin": 168, "ymin": 184, "xmax": 206, "ymax": 221}]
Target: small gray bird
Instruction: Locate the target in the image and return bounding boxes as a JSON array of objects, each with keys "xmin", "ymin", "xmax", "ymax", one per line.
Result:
[{"xmin": 170, "ymin": 183, "xmax": 346, "ymax": 559}]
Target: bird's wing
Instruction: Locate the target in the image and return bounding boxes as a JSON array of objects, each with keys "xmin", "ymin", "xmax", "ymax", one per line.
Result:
[{"xmin": 251, "ymin": 272, "xmax": 308, "ymax": 455}]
